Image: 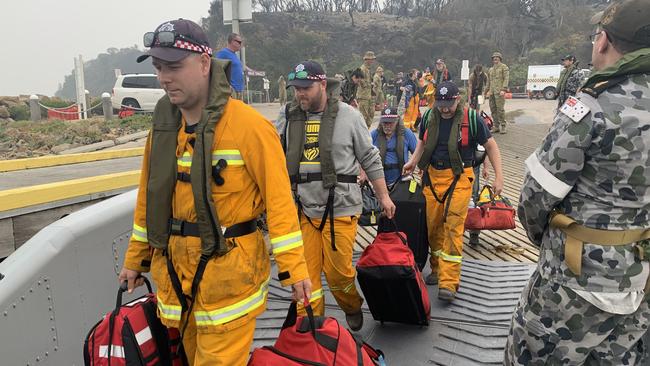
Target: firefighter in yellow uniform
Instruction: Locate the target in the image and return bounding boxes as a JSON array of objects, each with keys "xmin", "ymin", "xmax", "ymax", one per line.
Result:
[
  {"xmin": 278, "ymin": 61, "xmax": 395, "ymax": 331},
  {"xmin": 403, "ymin": 81, "xmax": 503, "ymax": 302},
  {"xmin": 118, "ymin": 20, "xmax": 311, "ymax": 366}
]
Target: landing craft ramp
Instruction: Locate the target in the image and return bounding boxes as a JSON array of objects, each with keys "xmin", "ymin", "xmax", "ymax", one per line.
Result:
[{"xmin": 0, "ymin": 188, "xmax": 533, "ymax": 365}]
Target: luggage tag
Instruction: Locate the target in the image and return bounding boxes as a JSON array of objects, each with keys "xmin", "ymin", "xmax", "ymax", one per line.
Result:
[{"xmin": 409, "ymin": 179, "xmax": 417, "ymax": 193}]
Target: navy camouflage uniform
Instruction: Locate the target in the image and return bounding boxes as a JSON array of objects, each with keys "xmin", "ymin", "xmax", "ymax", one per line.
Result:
[{"xmin": 506, "ymin": 61, "xmax": 650, "ymax": 365}]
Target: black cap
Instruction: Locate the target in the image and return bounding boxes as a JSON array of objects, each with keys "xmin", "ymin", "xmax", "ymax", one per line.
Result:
[
  {"xmin": 287, "ymin": 61, "xmax": 327, "ymax": 88},
  {"xmin": 591, "ymin": 0, "xmax": 650, "ymax": 46},
  {"xmin": 137, "ymin": 19, "xmax": 212, "ymax": 63},
  {"xmin": 380, "ymin": 107, "xmax": 399, "ymax": 123},
  {"xmin": 561, "ymin": 54, "xmax": 576, "ymax": 62},
  {"xmin": 435, "ymin": 81, "xmax": 460, "ymax": 108}
]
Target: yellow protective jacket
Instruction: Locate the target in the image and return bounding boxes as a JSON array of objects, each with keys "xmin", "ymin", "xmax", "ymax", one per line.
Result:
[{"xmin": 123, "ymin": 60, "xmax": 309, "ymax": 332}]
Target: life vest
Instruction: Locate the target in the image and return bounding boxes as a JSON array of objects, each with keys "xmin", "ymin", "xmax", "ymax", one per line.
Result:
[
  {"xmin": 417, "ymin": 107, "xmax": 479, "ymax": 176},
  {"xmin": 377, "ymin": 125, "xmax": 405, "ymax": 174},
  {"xmin": 145, "ymin": 58, "xmax": 233, "ymax": 257}
]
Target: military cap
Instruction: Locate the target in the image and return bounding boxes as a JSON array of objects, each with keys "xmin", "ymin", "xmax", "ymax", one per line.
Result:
[
  {"xmin": 591, "ymin": 0, "xmax": 650, "ymax": 46},
  {"xmin": 491, "ymin": 52, "xmax": 503, "ymax": 60},
  {"xmin": 363, "ymin": 51, "xmax": 377, "ymax": 60},
  {"xmin": 561, "ymin": 54, "xmax": 577, "ymax": 62},
  {"xmin": 376, "ymin": 66, "xmax": 384, "ymax": 72}
]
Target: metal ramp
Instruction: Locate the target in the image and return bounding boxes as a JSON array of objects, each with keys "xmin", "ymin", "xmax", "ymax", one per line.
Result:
[{"xmin": 254, "ymin": 256, "xmax": 535, "ymax": 365}]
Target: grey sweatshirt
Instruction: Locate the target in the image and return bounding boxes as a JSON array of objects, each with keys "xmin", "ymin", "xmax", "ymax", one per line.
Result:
[{"xmin": 276, "ymin": 101, "xmax": 384, "ymax": 218}]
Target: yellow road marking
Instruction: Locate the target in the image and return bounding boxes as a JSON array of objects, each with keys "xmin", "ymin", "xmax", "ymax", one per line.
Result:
[
  {"xmin": 0, "ymin": 148, "xmax": 144, "ymax": 172},
  {"xmin": 0, "ymin": 170, "xmax": 140, "ymax": 211}
]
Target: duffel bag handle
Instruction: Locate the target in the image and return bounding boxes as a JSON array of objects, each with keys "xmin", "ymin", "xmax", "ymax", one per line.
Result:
[
  {"xmin": 282, "ymin": 301, "xmax": 317, "ymax": 338},
  {"xmin": 116, "ymin": 275, "xmax": 153, "ymax": 311},
  {"xmin": 377, "ymin": 217, "xmax": 408, "ymax": 246}
]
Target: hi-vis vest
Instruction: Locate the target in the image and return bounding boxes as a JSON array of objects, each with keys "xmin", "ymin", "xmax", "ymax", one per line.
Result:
[
  {"xmin": 418, "ymin": 107, "xmax": 479, "ymax": 176},
  {"xmin": 145, "ymin": 58, "xmax": 233, "ymax": 257}
]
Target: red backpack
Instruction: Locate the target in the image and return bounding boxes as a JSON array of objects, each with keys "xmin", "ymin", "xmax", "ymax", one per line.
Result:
[
  {"xmin": 84, "ymin": 277, "xmax": 186, "ymax": 366},
  {"xmin": 248, "ymin": 302, "xmax": 385, "ymax": 365}
]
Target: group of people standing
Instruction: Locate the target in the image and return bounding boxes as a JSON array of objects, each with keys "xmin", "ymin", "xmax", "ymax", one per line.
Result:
[{"xmin": 118, "ymin": 0, "xmax": 650, "ymax": 364}]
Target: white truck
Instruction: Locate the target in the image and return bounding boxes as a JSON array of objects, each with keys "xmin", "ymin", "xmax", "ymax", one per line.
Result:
[{"xmin": 526, "ymin": 64, "xmax": 562, "ymax": 100}]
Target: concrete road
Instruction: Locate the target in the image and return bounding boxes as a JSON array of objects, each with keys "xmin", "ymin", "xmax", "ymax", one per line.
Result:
[{"xmin": 1, "ymin": 100, "xmax": 554, "ymax": 190}]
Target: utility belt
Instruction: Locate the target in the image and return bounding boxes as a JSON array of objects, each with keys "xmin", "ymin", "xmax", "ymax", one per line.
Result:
[
  {"xmin": 550, "ymin": 212, "xmax": 650, "ymax": 291},
  {"xmin": 290, "ymin": 173, "xmax": 358, "ymax": 252},
  {"xmin": 168, "ymin": 218, "xmax": 258, "ymax": 238},
  {"xmin": 430, "ymin": 159, "xmax": 474, "ymax": 171},
  {"xmin": 164, "ymin": 216, "xmax": 258, "ymax": 343},
  {"xmin": 290, "ymin": 173, "xmax": 357, "ymax": 185}
]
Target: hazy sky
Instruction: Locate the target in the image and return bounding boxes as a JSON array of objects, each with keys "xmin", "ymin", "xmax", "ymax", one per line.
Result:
[{"xmin": 1, "ymin": 0, "xmax": 213, "ymax": 96}]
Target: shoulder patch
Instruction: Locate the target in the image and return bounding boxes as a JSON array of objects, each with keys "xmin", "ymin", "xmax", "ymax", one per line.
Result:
[{"xmin": 559, "ymin": 96, "xmax": 590, "ymax": 123}]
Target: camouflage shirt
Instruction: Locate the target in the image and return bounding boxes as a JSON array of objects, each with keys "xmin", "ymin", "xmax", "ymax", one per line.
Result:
[
  {"xmin": 519, "ymin": 74, "xmax": 650, "ymax": 293},
  {"xmin": 557, "ymin": 66, "xmax": 582, "ymax": 106},
  {"xmin": 486, "ymin": 63, "xmax": 509, "ymax": 93},
  {"xmin": 356, "ymin": 64, "xmax": 373, "ymax": 100}
]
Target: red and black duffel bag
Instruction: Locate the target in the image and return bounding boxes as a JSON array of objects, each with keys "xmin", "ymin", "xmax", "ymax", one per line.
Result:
[
  {"xmin": 465, "ymin": 185, "xmax": 516, "ymax": 231},
  {"xmin": 248, "ymin": 302, "xmax": 385, "ymax": 365},
  {"xmin": 356, "ymin": 220, "xmax": 430, "ymax": 326},
  {"xmin": 84, "ymin": 277, "xmax": 186, "ymax": 366}
]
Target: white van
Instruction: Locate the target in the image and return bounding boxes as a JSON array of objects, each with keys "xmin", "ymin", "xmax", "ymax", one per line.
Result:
[
  {"xmin": 111, "ymin": 74, "xmax": 165, "ymax": 112},
  {"xmin": 526, "ymin": 65, "xmax": 562, "ymax": 100}
]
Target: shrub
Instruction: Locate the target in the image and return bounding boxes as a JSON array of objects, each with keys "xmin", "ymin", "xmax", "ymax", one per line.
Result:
[{"xmin": 8, "ymin": 104, "xmax": 30, "ymax": 121}]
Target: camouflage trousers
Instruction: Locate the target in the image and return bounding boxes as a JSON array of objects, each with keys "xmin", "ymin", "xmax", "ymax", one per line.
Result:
[
  {"xmin": 488, "ymin": 94, "xmax": 506, "ymax": 129},
  {"xmin": 505, "ymin": 270, "xmax": 650, "ymax": 365},
  {"xmin": 358, "ymin": 99, "xmax": 375, "ymax": 128}
]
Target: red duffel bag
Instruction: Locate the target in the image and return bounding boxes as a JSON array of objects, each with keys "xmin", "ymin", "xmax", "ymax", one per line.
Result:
[
  {"xmin": 465, "ymin": 185, "xmax": 516, "ymax": 231},
  {"xmin": 248, "ymin": 302, "xmax": 385, "ymax": 365},
  {"xmin": 84, "ymin": 277, "xmax": 186, "ymax": 366}
]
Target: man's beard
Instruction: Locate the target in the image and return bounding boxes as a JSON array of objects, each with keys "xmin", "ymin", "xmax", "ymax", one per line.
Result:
[{"xmin": 301, "ymin": 89, "xmax": 324, "ymax": 112}]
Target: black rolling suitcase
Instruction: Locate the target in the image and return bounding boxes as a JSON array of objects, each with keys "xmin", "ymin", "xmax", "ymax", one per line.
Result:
[{"xmin": 380, "ymin": 178, "xmax": 429, "ymax": 270}]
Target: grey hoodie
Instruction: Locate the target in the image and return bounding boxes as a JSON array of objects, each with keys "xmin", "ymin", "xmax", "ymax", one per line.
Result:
[{"xmin": 276, "ymin": 101, "xmax": 384, "ymax": 218}]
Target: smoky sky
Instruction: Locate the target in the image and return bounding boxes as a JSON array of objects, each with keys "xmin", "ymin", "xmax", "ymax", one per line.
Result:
[{"xmin": 1, "ymin": 0, "xmax": 212, "ymax": 96}]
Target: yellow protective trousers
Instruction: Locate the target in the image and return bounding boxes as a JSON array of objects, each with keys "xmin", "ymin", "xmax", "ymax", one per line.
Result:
[
  {"xmin": 299, "ymin": 215, "xmax": 364, "ymax": 316},
  {"xmin": 180, "ymin": 309, "xmax": 256, "ymax": 366},
  {"xmin": 423, "ymin": 166, "xmax": 474, "ymax": 292}
]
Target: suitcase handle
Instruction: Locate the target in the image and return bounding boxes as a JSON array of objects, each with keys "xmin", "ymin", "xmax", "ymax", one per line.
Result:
[
  {"xmin": 116, "ymin": 275, "xmax": 153, "ymax": 311},
  {"xmin": 282, "ymin": 302, "xmax": 317, "ymax": 338}
]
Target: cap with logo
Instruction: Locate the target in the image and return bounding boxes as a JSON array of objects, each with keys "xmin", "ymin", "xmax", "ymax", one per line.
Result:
[
  {"xmin": 287, "ymin": 61, "xmax": 327, "ymax": 88},
  {"xmin": 380, "ymin": 107, "xmax": 399, "ymax": 123},
  {"xmin": 561, "ymin": 54, "xmax": 577, "ymax": 62},
  {"xmin": 137, "ymin": 19, "xmax": 213, "ymax": 63},
  {"xmin": 590, "ymin": 0, "xmax": 650, "ymax": 46},
  {"xmin": 435, "ymin": 81, "xmax": 460, "ymax": 108}
]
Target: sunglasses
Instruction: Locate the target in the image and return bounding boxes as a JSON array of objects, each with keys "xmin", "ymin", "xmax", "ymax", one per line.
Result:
[
  {"xmin": 143, "ymin": 31, "xmax": 210, "ymax": 54},
  {"xmin": 233, "ymin": 39, "xmax": 242, "ymax": 45},
  {"xmin": 288, "ymin": 71, "xmax": 308, "ymax": 81}
]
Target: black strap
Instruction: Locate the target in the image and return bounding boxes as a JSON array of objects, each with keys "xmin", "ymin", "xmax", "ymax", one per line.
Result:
[
  {"xmin": 290, "ymin": 173, "xmax": 358, "ymax": 185},
  {"xmin": 176, "ymin": 172, "xmax": 191, "ymax": 182},
  {"xmin": 430, "ymin": 159, "xmax": 474, "ymax": 170},
  {"xmin": 168, "ymin": 218, "xmax": 257, "ymax": 238},
  {"xmin": 306, "ymin": 187, "xmax": 337, "ymax": 251},
  {"xmin": 383, "ymin": 163, "xmax": 401, "ymax": 171},
  {"xmin": 425, "ymin": 170, "xmax": 461, "ymax": 223}
]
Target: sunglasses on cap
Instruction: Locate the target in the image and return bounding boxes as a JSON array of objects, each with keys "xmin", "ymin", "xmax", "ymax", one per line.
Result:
[
  {"xmin": 288, "ymin": 71, "xmax": 326, "ymax": 81},
  {"xmin": 143, "ymin": 31, "xmax": 212, "ymax": 55}
]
